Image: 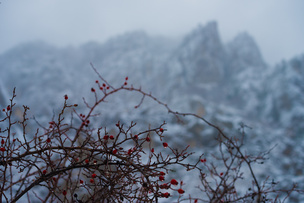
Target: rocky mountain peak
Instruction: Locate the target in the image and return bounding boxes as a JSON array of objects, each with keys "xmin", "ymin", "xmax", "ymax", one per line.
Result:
[
  {"xmin": 226, "ymin": 32, "xmax": 265, "ymax": 72},
  {"xmin": 175, "ymin": 21, "xmax": 226, "ymax": 85}
]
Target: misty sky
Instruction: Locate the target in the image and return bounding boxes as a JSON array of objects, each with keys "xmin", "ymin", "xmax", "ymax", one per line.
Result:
[{"xmin": 0, "ymin": 0, "xmax": 303, "ymax": 65}]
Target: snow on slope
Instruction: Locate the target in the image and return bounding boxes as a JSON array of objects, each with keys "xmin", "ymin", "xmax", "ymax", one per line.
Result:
[{"xmin": 1, "ymin": 22, "xmax": 304, "ymax": 201}]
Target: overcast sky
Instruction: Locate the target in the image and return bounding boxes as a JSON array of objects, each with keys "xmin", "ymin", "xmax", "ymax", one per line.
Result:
[{"xmin": 0, "ymin": 0, "xmax": 303, "ymax": 65}]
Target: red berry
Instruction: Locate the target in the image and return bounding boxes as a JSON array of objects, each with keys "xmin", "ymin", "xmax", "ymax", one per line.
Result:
[
  {"xmin": 178, "ymin": 188, "xmax": 185, "ymax": 194},
  {"xmin": 42, "ymin": 170, "xmax": 47, "ymax": 174},
  {"xmin": 112, "ymin": 149, "xmax": 118, "ymax": 154},
  {"xmin": 163, "ymin": 142, "xmax": 168, "ymax": 148},
  {"xmin": 161, "ymin": 192, "xmax": 170, "ymax": 198},
  {"xmin": 220, "ymin": 172, "xmax": 224, "ymax": 176},
  {"xmin": 79, "ymin": 180, "xmax": 84, "ymax": 184},
  {"xmin": 159, "ymin": 171, "xmax": 165, "ymax": 176},
  {"xmin": 102, "ymin": 83, "xmax": 106, "ymax": 87},
  {"xmin": 146, "ymin": 137, "xmax": 150, "ymax": 142},
  {"xmin": 90, "ymin": 178, "xmax": 94, "ymax": 183},
  {"xmin": 160, "ymin": 183, "xmax": 169, "ymax": 189},
  {"xmin": 64, "ymin": 95, "xmax": 68, "ymax": 100},
  {"xmin": 125, "ymin": 77, "xmax": 128, "ymax": 80},
  {"xmin": 92, "ymin": 173, "xmax": 97, "ymax": 178},
  {"xmin": 46, "ymin": 138, "xmax": 51, "ymax": 143},
  {"xmin": 85, "ymin": 159, "xmax": 89, "ymax": 164},
  {"xmin": 200, "ymin": 158, "xmax": 206, "ymax": 163},
  {"xmin": 2, "ymin": 109, "xmax": 5, "ymax": 112},
  {"xmin": 93, "ymin": 160, "xmax": 97, "ymax": 165},
  {"xmin": 170, "ymin": 179, "xmax": 178, "ymax": 186},
  {"xmin": 124, "ymin": 82, "xmax": 127, "ymax": 86},
  {"xmin": 103, "ymin": 135, "xmax": 109, "ymax": 140},
  {"xmin": 151, "ymin": 148, "xmax": 154, "ymax": 153},
  {"xmin": 6, "ymin": 105, "xmax": 11, "ymax": 111},
  {"xmin": 95, "ymin": 80, "xmax": 99, "ymax": 83},
  {"xmin": 91, "ymin": 88, "xmax": 95, "ymax": 92},
  {"xmin": 133, "ymin": 135, "xmax": 138, "ymax": 140},
  {"xmin": 109, "ymin": 135, "xmax": 114, "ymax": 140},
  {"xmin": 1, "ymin": 139, "xmax": 4, "ymax": 145},
  {"xmin": 0, "ymin": 147, "xmax": 5, "ymax": 152},
  {"xmin": 106, "ymin": 86, "xmax": 110, "ymax": 90},
  {"xmin": 116, "ymin": 123, "xmax": 119, "ymax": 127},
  {"xmin": 159, "ymin": 128, "xmax": 164, "ymax": 132},
  {"xmin": 53, "ymin": 177, "xmax": 57, "ymax": 181},
  {"xmin": 127, "ymin": 148, "xmax": 132, "ymax": 155},
  {"xmin": 13, "ymin": 139, "xmax": 16, "ymax": 142},
  {"xmin": 100, "ymin": 87, "xmax": 103, "ymax": 90},
  {"xmin": 62, "ymin": 190, "xmax": 67, "ymax": 196},
  {"xmin": 194, "ymin": 199, "xmax": 198, "ymax": 203},
  {"xmin": 159, "ymin": 175, "xmax": 165, "ymax": 181}
]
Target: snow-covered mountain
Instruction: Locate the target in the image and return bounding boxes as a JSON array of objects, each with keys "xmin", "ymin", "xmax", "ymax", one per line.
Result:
[{"xmin": 1, "ymin": 21, "xmax": 304, "ymax": 201}]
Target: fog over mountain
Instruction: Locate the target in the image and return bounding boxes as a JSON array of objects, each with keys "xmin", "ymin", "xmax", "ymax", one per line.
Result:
[{"xmin": 1, "ymin": 21, "xmax": 304, "ymax": 201}]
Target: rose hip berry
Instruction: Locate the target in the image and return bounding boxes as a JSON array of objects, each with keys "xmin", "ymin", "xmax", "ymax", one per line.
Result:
[
  {"xmin": 160, "ymin": 183, "xmax": 169, "ymax": 189},
  {"xmin": 159, "ymin": 171, "xmax": 165, "ymax": 176},
  {"xmin": 163, "ymin": 142, "xmax": 168, "ymax": 148},
  {"xmin": 178, "ymin": 188, "xmax": 185, "ymax": 194},
  {"xmin": 200, "ymin": 158, "xmax": 207, "ymax": 163},
  {"xmin": 159, "ymin": 175, "xmax": 165, "ymax": 181},
  {"xmin": 92, "ymin": 173, "xmax": 97, "ymax": 178},
  {"xmin": 170, "ymin": 179, "xmax": 178, "ymax": 186},
  {"xmin": 161, "ymin": 192, "xmax": 170, "ymax": 198}
]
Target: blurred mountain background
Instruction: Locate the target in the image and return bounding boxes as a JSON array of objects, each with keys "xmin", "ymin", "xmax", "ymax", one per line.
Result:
[{"xmin": 0, "ymin": 21, "xmax": 304, "ymax": 201}]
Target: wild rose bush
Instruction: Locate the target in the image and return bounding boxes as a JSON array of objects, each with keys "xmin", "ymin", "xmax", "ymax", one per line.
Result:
[{"xmin": 0, "ymin": 66, "xmax": 302, "ymax": 202}]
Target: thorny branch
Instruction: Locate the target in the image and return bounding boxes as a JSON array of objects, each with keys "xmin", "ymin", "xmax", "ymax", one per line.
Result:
[{"xmin": 0, "ymin": 67, "xmax": 302, "ymax": 202}]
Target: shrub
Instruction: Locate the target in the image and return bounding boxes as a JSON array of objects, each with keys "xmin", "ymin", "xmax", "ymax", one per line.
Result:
[{"xmin": 0, "ymin": 66, "xmax": 302, "ymax": 202}]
